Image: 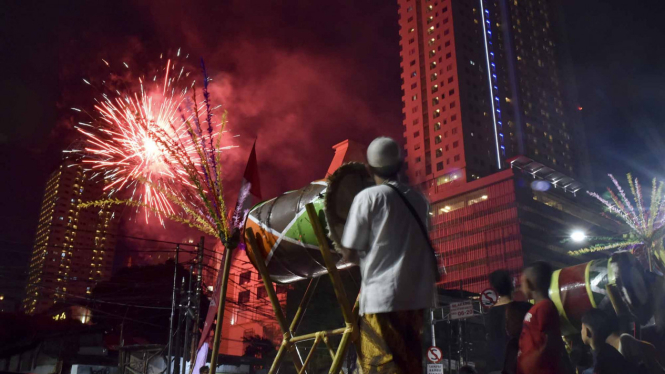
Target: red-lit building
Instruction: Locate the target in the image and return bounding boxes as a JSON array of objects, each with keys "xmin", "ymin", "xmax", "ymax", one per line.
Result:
[
  {"xmin": 23, "ymin": 156, "xmax": 119, "ymax": 314},
  {"xmin": 397, "ymin": 0, "xmax": 588, "ymax": 188},
  {"xmin": 428, "ymin": 157, "xmax": 623, "ymax": 293},
  {"xmin": 217, "ymin": 248, "xmax": 285, "ymax": 356},
  {"xmin": 397, "ymin": 0, "xmax": 599, "ymax": 292}
]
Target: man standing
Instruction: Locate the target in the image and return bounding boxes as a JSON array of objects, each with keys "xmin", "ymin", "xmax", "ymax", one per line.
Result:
[{"xmin": 340, "ymin": 137, "xmax": 437, "ymax": 374}]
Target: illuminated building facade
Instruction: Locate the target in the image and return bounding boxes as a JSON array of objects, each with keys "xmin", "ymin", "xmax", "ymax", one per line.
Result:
[
  {"xmin": 218, "ymin": 249, "xmax": 285, "ymax": 356},
  {"xmin": 398, "ymin": 0, "xmax": 585, "ymax": 193},
  {"xmin": 428, "ymin": 158, "xmax": 622, "ymax": 293},
  {"xmin": 397, "ymin": 0, "xmax": 594, "ymax": 292},
  {"xmin": 23, "ymin": 156, "xmax": 118, "ymax": 314}
]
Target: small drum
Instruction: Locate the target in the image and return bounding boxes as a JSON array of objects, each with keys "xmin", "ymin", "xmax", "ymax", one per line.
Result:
[{"xmin": 244, "ymin": 163, "xmax": 374, "ymax": 283}]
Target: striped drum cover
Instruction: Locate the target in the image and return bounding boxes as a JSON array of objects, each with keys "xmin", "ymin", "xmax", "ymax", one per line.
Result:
[{"xmin": 549, "ymin": 252, "xmax": 651, "ymax": 336}]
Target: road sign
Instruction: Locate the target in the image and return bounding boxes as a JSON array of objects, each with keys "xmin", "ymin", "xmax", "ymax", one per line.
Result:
[
  {"xmin": 481, "ymin": 288, "xmax": 498, "ymax": 307},
  {"xmin": 427, "ymin": 364, "xmax": 444, "ymax": 374},
  {"xmin": 450, "ymin": 301, "xmax": 474, "ymax": 320},
  {"xmin": 427, "ymin": 346, "xmax": 443, "ymax": 363}
]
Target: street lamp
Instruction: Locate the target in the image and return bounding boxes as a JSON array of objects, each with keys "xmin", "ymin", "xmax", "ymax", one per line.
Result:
[{"xmin": 570, "ymin": 230, "xmax": 587, "ymax": 243}]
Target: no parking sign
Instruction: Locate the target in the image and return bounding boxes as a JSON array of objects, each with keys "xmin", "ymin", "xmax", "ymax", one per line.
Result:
[
  {"xmin": 427, "ymin": 346, "xmax": 443, "ymax": 364},
  {"xmin": 481, "ymin": 288, "xmax": 498, "ymax": 308}
]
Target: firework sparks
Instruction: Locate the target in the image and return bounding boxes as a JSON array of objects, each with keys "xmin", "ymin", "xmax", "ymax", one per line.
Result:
[{"xmin": 74, "ymin": 57, "xmax": 237, "ymax": 241}]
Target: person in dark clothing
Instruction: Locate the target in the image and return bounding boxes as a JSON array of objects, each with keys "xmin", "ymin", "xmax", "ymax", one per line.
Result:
[
  {"xmin": 603, "ymin": 312, "xmax": 665, "ymax": 373},
  {"xmin": 484, "ymin": 269, "xmax": 531, "ymax": 374},
  {"xmin": 581, "ymin": 309, "xmax": 637, "ymax": 374},
  {"xmin": 503, "ymin": 300, "xmax": 533, "ymax": 374}
]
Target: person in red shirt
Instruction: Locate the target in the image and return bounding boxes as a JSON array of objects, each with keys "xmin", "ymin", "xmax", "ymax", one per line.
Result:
[{"xmin": 517, "ymin": 261, "xmax": 569, "ymax": 374}]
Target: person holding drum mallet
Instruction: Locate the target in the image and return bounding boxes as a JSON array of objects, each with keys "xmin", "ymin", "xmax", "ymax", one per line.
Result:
[{"xmin": 340, "ymin": 136, "xmax": 439, "ymax": 374}]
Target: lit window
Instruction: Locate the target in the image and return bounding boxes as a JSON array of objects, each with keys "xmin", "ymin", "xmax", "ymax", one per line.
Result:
[
  {"xmin": 434, "ymin": 135, "xmax": 442, "ymax": 144},
  {"xmin": 436, "ymin": 148, "xmax": 443, "ymax": 157},
  {"xmin": 409, "ymin": 28, "xmax": 415, "ymax": 33},
  {"xmin": 412, "ymin": 95, "xmax": 418, "ymax": 101}
]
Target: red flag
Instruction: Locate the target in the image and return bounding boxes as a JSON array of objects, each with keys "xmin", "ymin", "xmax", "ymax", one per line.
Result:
[
  {"xmin": 231, "ymin": 141, "xmax": 262, "ymax": 228},
  {"xmin": 197, "ymin": 141, "xmax": 262, "ymax": 349}
]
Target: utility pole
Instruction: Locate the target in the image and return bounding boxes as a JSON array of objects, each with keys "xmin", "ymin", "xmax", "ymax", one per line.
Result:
[
  {"xmin": 174, "ymin": 277, "xmax": 185, "ymax": 374},
  {"xmin": 182, "ymin": 266, "xmax": 194, "ymax": 374},
  {"xmin": 190, "ymin": 237, "xmax": 205, "ymax": 369},
  {"xmin": 167, "ymin": 245, "xmax": 180, "ymax": 374}
]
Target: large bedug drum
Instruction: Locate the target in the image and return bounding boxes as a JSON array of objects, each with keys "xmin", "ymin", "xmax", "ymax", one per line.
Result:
[
  {"xmin": 550, "ymin": 251, "xmax": 652, "ymax": 335},
  {"xmin": 244, "ymin": 163, "xmax": 374, "ymax": 283}
]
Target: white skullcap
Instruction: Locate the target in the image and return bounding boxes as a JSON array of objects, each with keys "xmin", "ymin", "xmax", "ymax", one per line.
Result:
[{"xmin": 367, "ymin": 137, "xmax": 402, "ymax": 168}]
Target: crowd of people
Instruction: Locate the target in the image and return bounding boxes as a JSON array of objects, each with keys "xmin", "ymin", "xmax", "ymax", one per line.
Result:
[
  {"xmin": 335, "ymin": 136, "xmax": 663, "ymax": 374},
  {"xmin": 484, "ymin": 266, "xmax": 664, "ymax": 374}
]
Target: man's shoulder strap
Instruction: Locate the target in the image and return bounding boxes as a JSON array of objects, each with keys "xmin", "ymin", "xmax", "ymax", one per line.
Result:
[{"xmin": 383, "ymin": 183, "xmax": 443, "ymax": 281}]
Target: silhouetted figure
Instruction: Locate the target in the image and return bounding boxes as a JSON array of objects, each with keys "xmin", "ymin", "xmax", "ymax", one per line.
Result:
[
  {"xmin": 581, "ymin": 309, "xmax": 637, "ymax": 374},
  {"xmin": 484, "ymin": 269, "xmax": 531, "ymax": 374}
]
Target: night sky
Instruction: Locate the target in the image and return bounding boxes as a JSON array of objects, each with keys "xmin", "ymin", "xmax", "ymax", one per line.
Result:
[{"xmin": 1, "ymin": 0, "xmax": 664, "ymax": 300}]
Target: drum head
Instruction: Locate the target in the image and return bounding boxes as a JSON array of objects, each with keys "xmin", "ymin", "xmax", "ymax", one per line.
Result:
[
  {"xmin": 324, "ymin": 162, "xmax": 374, "ymax": 251},
  {"xmin": 612, "ymin": 251, "xmax": 653, "ymax": 324}
]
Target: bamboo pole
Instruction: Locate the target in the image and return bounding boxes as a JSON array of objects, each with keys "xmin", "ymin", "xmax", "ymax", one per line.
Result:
[{"xmin": 208, "ymin": 245, "xmax": 234, "ymax": 373}]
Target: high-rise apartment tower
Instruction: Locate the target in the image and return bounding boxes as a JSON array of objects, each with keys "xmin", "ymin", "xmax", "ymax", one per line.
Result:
[
  {"xmin": 398, "ymin": 0, "xmax": 584, "ymax": 193},
  {"xmin": 23, "ymin": 156, "xmax": 118, "ymax": 314}
]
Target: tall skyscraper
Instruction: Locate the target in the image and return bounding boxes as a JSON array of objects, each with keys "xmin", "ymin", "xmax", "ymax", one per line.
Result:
[
  {"xmin": 23, "ymin": 156, "xmax": 118, "ymax": 314},
  {"xmin": 398, "ymin": 0, "xmax": 584, "ymax": 192}
]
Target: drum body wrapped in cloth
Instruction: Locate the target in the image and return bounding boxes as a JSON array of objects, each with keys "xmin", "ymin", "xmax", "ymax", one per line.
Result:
[
  {"xmin": 550, "ymin": 251, "xmax": 652, "ymax": 335},
  {"xmin": 244, "ymin": 163, "xmax": 374, "ymax": 283}
]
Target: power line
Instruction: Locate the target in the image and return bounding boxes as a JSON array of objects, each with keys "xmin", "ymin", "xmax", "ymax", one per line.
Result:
[{"xmin": 33, "ymin": 285, "xmax": 171, "ymax": 310}]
